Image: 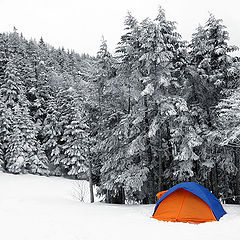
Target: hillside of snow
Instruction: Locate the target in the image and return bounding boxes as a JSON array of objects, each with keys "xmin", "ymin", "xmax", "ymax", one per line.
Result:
[{"xmin": 0, "ymin": 172, "xmax": 240, "ymax": 240}]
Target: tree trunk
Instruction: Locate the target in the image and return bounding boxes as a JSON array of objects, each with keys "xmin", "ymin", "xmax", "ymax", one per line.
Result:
[
  {"xmin": 166, "ymin": 122, "xmax": 174, "ymax": 187},
  {"xmin": 211, "ymin": 163, "xmax": 219, "ymax": 197},
  {"xmin": 143, "ymin": 95, "xmax": 155, "ymax": 203},
  {"xmin": 88, "ymin": 157, "xmax": 94, "ymax": 203},
  {"xmin": 158, "ymin": 131, "xmax": 163, "ymax": 192},
  {"xmin": 158, "ymin": 154, "xmax": 163, "ymax": 192},
  {"xmin": 235, "ymin": 147, "xmax": 240, "ymax": 204},
  {"xmin": 106, "ymin": 190, "xmax": 110, "ymax": 203}
]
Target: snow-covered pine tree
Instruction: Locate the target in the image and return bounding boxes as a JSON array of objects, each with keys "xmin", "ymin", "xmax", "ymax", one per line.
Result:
[
  {"xmin": 208, "ymin": 85, "xmax": 240, "ymax": 202},
  {"xmin": 24, "ymin": 39, "xmax": 54, "ymax": 126},
  {"xmin": 42, "ymin": 97, "xmax": 62, "ymax": 175},
  {"xmin": 188, "ymin": 14, "xmax": 240, "ymax": 196},
  {"xmin": 59, "ymin": 87, "xmax": 89, "ymax": 178},
  {"xmin": 73, "ymin": 40, "xmax": 114, "ymax": 201},
  {"xmin": 99, "ymin": 7, "xmax": 194, "ymax": 203},
  {"xmin": 126, "ymin": 7, "xmax": 188, "ymax": 202},
  {"xmin": 0, "ymin": 44, "xmax": 8, "ymax": 168},
  {"xmin": 0, "ymin": 58, "xmax": 49, "ymax": 174},
  {"xmin": 98, "ymin": 13, "xmax": 141, "ymax": 203},
  {"xmin": 189, "ymin": 14, "xmax": 239, "ymax": 108},
  {"xmin": 42, "ymin": 72, "xmax": 89, "ymax": 178},
  {"xmin": 0, "ymin": 98, "xmax": 10, "ymax": 170},
  {"xmin": 5, "ymin": 103, "xmax": 48, "ymax": 174}
]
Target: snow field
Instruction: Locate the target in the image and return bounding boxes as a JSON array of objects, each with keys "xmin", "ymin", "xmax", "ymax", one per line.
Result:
[{"xmin": 0, "ymin": 172, "xmax": 239, "ymax": 240}]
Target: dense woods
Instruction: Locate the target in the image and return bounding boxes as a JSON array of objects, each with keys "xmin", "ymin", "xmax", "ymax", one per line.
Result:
[{"xmin": 0, "ymin": 8, "xmax": 240, "ymax": 204}]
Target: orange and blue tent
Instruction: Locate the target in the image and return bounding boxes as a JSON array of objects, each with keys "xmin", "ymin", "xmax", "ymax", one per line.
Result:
[{"xmin": 152, "ymin": 182, "xmax": 226, "ymax": 223}]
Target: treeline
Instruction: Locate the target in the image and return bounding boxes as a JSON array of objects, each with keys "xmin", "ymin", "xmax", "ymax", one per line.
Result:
[{"xmin": 0, "ymin": 7, "xmax": 240, "ymax": 204}]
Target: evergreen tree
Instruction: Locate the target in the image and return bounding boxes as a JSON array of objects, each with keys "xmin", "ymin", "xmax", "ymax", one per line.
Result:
[
  {"xmin": 189, "ymin": 14, "xmax": 239, "ymax": 109},
  {"xmin": 188, "ymin": 14, "xmax": 240, "ymax": 197},
  {"xmin": 100, "ymin": 8, "xmax": 191, "ymax": 203},
  {"xmin": 59, "ymin": 87, "xmax": 88, "ymax": 177},
  {"xmin": 42, "ymin": 97, "xmax": 62, "ymax": 175},
  {"xmin": 0, "ymin": 58, "xmax": 48, "ymax": 174},
  {"xmin": 208, "ymin": 85, "xmax": 240, "ymax": 201}
]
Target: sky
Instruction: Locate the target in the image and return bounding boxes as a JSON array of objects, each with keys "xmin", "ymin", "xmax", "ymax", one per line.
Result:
[{"xmin": 0, "ymin": 0, "xmax": 239, "ymax": 56}]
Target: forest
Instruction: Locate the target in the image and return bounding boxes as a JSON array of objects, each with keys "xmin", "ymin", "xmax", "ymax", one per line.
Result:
[{"xmin": 0, "ymin": 7, "xmax": 240, "ymax": 204}]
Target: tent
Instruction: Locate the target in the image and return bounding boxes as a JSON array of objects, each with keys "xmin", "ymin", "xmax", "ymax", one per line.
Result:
[{"xmin": 152, "ymin": 182, "xmax": 226, "ymax": 223}]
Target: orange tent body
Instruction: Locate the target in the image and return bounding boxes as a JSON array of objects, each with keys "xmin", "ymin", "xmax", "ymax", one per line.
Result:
[
  {"xmin": 152, "ymin": 182, "xmax": 226, "ymax": 224},
  {"xmin": 153, "ymin": 189, "xmax": 216, "ymax": 223}
]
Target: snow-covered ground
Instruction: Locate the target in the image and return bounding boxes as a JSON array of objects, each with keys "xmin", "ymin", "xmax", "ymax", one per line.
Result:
[{"xmin": 0, "ymin": 172, "xmax": 239, "ymax": 240}]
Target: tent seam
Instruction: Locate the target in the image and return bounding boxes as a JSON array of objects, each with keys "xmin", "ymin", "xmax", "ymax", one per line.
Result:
[{"xmin": 176, "ymin": 189, "xmax": 186, "ymax": 221}]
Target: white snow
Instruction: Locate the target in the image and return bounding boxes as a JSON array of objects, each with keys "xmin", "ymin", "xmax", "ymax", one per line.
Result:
[
  {"xmin": 141, "ymin": 83, "xmax": 154, "ymax": 96},
  {"xmin": 0, "ymin": 172, "xmax": 239, "ymax": 240},
  {"xmin": 16, "ymin": 156, "xmax": 24, "ymax": 165}
]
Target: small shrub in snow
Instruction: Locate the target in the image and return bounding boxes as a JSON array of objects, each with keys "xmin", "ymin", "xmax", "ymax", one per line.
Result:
[{"xmin": 72, "ymin": 181, "xmax": 88, "ymax": 202}]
